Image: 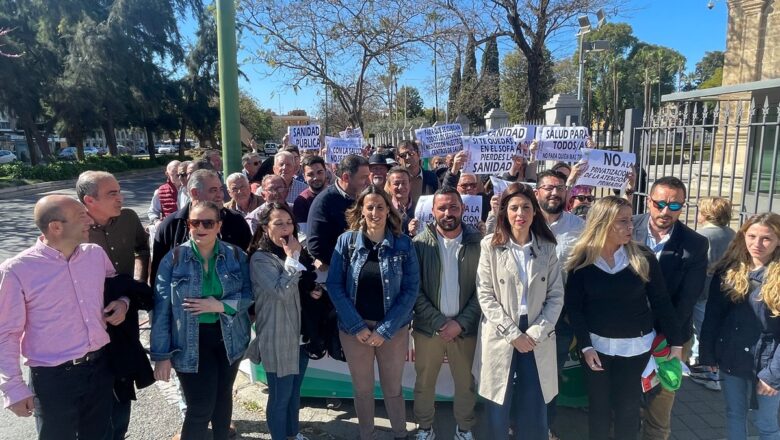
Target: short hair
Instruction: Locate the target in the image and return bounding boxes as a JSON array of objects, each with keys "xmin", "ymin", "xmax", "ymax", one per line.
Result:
[
  {"xmin": 274, "ymin": 151, "xmax": 295, "ymax": 164},
  {"xmin": 34, "ymin": 201, "xmax": 66, "ymax": 233},
  {"xmin": 650, "ymin": 176, "xmax": 687, "ymax": 199},
  {"xmin": 76, "ymin": 171, "xmax": 115, "ymax": 203},
  {"xmin": 283, "ymin": 145, "xmax": 300, "ymax": 155},
  {"xmin": 301, "ymin": 155, "xmax": 325, "ymax": 170},
  {"xmin": 698, "ymin": 196, "xmax": 732, "ymax": 227},
  {"xmin": 187, "ymin": 169, "xmax": 219, "ymax": 196},
  {"xmin": 398, "ymin": 139, "xmax": 419, "ymax": 153},
  {"xmin": 336, "ymin": 154, "xmax": 369, "ymax": 179},
  {"xmin": 551, "ymin": 162, "xmax": 572, "ymax": 173},
  {"xmin": 204, "ymin": 149, "xmax": 220, "ymax": 160},
  {"xmin": 433, "ymin": 186, "xmax": 463, "ymax": 205},
  {"xmin": 178, "ymin": 161, "xmax": 191, "ymax": 173},
  {"xmin": 226, "ymin": 172, "xmax": 248, "ymax": 186},
  {"xmin": 536, "ymin": 169, "xmax": 567, "ymax": 185},
  {"xmin": 195, "ymin": 158, "xmax": 213, "ymax": 171},
  {"xmin": 241, "ymin": 152, "xmax": 260, "ymax": 166},
  {"xmin": 261, "ymin": 173, "xmax": 285, "ymax": 188},
  {"xmin": 386, "ymin": 165, "xmax": 411, "ymax": 180}
]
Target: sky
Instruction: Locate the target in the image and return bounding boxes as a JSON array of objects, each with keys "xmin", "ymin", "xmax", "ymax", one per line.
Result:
[{"xmin": 182, "ymin": 0, "xmax": 729, "ymax": 117}]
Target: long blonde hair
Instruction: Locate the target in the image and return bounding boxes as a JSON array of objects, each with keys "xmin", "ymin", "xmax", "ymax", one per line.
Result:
[
  {"xmin": 565, "ymin": 196, "xmax": 650, "ymax": 282},
  {"xmin": 711, "ymin": 213, "xmax": 780, "ymax": 315}
]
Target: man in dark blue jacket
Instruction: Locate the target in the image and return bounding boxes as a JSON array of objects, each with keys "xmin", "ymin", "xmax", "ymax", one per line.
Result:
[
  {"xmin": 306, "ymin": 154, "xmax": 370, "ymax": 270},
  {"xmin": 632, "ymin": 176, "xmax": 709, "ymax": 440}
]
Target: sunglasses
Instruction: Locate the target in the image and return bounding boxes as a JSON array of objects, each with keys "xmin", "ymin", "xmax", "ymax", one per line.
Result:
[
  {"xmin": 187, "ymin": 219, "xmax": 217, "ymax": 229},
  {"xmin": 178, "ymin": 173, "xmax": 187, "ymax": 177},
  {"xmin": 458, "ymin": 183, "xmax": 478, "ymax": 189},
  {"xmin": 398, "ymin": 152, "xmax": 415, "ymax": 159},
  {"xmin": 574, "ymin": 195, "xmax": 595, "ymax": 203},
  {"xmin": 651, "ymin": 200, "xmax": 684, "ymax": 212}
]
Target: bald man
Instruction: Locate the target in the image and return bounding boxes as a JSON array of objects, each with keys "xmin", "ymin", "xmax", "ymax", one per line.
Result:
[{"xmin": 0, "ymin": 195, "xmax": 124, "ymax": 439}]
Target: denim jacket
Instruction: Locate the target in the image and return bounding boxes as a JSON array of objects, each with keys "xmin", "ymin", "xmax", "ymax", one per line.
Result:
[
  {"xmin": 150, "ymin": 240, "xmax": 252, "ymax": 373},
  {"xmin": 326, "ymin": 229, "xmax": 420, "ymax": 340}
]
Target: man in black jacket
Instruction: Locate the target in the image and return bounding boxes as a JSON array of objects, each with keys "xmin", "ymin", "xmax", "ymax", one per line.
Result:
[
  {"xmin": 306, "ymin": 154, "xmax": 369, "ymax": 270},
  {"xmin": 397, "ymin": 140, "xmax": 438, "ymax": 205},
  {"xmin": 150, "ymin": 169, "xmax": 252, "ymax": 284},
  {"xmin": 632, "ymin": 176, "xmax": 709, "ymax": 440}
]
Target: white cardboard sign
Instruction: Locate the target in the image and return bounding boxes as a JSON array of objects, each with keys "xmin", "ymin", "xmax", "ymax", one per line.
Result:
[
  {"xmin": 537, "ymin": 126, "xmax": 589, "ymax": 163},
  {"xmin": 287, "ymin": 124, "xmax": 321, "ymax": 150},
  {"xmin": 325, "ymin": 136, "xmax": 362, "ymax": 164},
  {"xmin": 462, "ymin": 135, "xmax": 521, "ymax": 175},
  {"xmin": 414, "ymin": 124, "xmax": 464, "ymax": 158},
  {"xmin": 484, "ymin": 124, "xmax": 536, "ymax": 144},
  {"xmin": 575, "ymin": 148, "xmax": 636, "ymax": 189},
  {"xmin": 414, "ymin": 194, "xmax": 482, "ymax": 234}
]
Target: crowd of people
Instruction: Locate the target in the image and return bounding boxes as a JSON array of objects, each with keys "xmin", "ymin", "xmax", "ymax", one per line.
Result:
[{"xmin": 1, "ymin": 139, "xmax": 779, "ymax": 440}]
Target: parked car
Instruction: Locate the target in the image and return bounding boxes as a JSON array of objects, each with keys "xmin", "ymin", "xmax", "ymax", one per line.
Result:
[
  {"xmin": 84, "ymin": 147, "xmax": 100, "ymax": 156},
  {"xmin": 263, "ymin": 142, "xmax": 279, "ymax": 156},
  {"xmin": 0, "ymin": 150, "xmax": 17, "ymax": 164},
  {"xmin": 58, "ymin": 147, "xmax": 77, "ymax": 160},
  {"xmin": 117, "ymin": 145, "xmax": 131, "ymax": 155},
  {"xmin": 157, "ymin": 144, "xmax": 177, "ymax": 154}
]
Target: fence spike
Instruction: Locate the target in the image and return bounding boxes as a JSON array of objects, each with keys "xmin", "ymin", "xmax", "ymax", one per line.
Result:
[{"xmin": 762, "ymin": 96, "xmax": 771, "ymax": 117}]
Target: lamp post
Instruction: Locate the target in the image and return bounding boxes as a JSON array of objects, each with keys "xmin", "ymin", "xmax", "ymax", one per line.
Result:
[{"xmin": 576, "ymin": 9, "xmax": 609, "ymax": 101}]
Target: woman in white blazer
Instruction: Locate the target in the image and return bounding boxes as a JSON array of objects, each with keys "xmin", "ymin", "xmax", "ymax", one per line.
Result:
[{"xmin": 474, "ymin": 182, "xmax": 564, "ymax": 439}]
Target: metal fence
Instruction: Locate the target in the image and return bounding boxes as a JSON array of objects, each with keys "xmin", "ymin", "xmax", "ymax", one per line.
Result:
[{"xmin": 631, "ymin": 97, "xmax": 780, "ymax": 227}]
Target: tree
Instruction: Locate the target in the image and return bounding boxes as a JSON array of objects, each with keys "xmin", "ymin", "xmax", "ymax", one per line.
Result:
[
  {"xmin": 479, "ymin": 35, "xmax": 500, "ymax": 111},
  {"xmin": 395, "ymin": 86, "xmax": 424, "ymax": 119},
  {"xmin": 239, "ymin": 92, "xmax": 274, "ymax": 142},
  {"xmin": 551, "ymin": 57, "xmax": 578, "ymax": 96},
  {"xmin": 0, "ymin": 27, "xmax": 22, "ymax": 58},
  {"xmin": 447, "ymin": 51, "xmax": 461, "ymax": 121},
  {"xmin": 500, "ymin": 49, "xmax": 554, "ymax": 123},
  {"xmin": 682, "ymin": 51, "xmax": 724, "ymax": 90},
  {"xmin": 625, "ymin": 44, "xmax": 686, "ymax": 116},
  {"xmin": 240, "ymin": 0, "xmax": 439, "ymax": 129}
]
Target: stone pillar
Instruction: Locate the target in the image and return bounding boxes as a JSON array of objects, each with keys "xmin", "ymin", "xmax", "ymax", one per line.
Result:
[
  {"xmin": 723, "ymin": 0, "xmax": 771, "ymax": 85},
  {"xmin": 484, "ymin": 108, "xmax": 510, "ymax": 130},
  {"xmin": 542, "ymin": 94, "xmax": 582, "ymax": 126}
]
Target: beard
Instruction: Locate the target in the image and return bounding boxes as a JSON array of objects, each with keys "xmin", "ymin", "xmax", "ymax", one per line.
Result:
[
  {"xmin": 540, "ymin": 197, "xmax": 564, "ymax": 215},
  {"xmin": 436, "ymin": 215, "xmax": 462, "ymax": 232}
]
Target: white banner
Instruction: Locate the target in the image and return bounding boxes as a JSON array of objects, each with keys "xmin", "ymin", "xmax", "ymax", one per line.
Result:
[
  {"xmin": 537, "ymin": 126, "xmax": 589, "ymax": 163},
  {"xmin": 489, "ymin": 176, "xmax": 510, "ymax": 197},
  {"xmin": 287, "ymin": 124, "xmax": 321, "ymax": 150},
  {"xmin": 415, "ymin": 124, "xmax": 463, "ymax": 158},
  {"xmin": 462, "ymin": 135, "xmax": 521, "ymax": 175},
  {"xmin": 461, "ymin": 194, "xmax": 483, "ymax": 226},
  {"xmin": 339, "ymin": 127, "xmax": 363, "ymax": 140},
  {"xmin": 325, "ymin": 136, "xmax": 362, "ymax": 164},
  {"xmin": 575, "ymin": 148, "xmax": 636, "ymax": 189},
  {"xmin": 484, "ymin": 124, "xmax": 536, "ymax": 144}
]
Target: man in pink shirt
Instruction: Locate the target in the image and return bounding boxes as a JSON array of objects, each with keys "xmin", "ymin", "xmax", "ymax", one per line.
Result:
[{"xmin": 0, "ymin": 195, "xmax": 125, "ymax": 440}]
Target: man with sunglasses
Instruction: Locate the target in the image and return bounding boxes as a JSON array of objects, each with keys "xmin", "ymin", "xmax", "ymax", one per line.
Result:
[
  {"xmin": 397, "ymin": 140, "xmax": 439, "ymax": 205},
  {"xmin": 632, "ymin": 176, "xmax": 709, "ymax": 440},
  {"xmin": 241, "ymin": 152, "xmax": 262, "ymax": 182}
]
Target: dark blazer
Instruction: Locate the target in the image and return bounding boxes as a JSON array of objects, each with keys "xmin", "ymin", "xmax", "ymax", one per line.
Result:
[
  {"xmin": 632, "ymin": 213, "xmax": 709, "ymax": 341},
  {"xmin": 306, "ymin": 183, "xmax": 354, "ymax": 264},
  {"xmin": 421, "ymin": 169, "xmax": 439, "ymax": 196},
  {"xmin": 104, "ymin": 274, "xmax": 155, "ymax": 402},
  {"xmin": 150, "ymin": 203, "xmax": 252, "ymax": 285}
]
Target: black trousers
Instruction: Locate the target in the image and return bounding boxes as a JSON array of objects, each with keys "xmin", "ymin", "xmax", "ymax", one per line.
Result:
[
  {"xmin": 582, "ymin": 350, "xmax": 651, "ymax": 440},
  {"xmin": 31, "ymin": 352, "xmax": 114, "ymax": 440},
  {"xmin": 177, "ymin": 323, "xmax": 240, "ymax": 440}
]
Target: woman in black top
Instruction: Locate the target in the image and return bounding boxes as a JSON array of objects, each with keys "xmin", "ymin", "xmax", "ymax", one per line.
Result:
[
  {"xmin": 700, "ymin": 213, "xmax": 780, "ymax": 440},
  {"xmin": 564, "ymin": 196, "xmax": 683, "ymax": 440}
]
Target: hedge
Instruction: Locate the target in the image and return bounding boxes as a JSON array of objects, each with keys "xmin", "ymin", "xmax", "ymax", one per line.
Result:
[{"xmin": 0, "ymin": 155, "xmax": 189, "ymax": 181}]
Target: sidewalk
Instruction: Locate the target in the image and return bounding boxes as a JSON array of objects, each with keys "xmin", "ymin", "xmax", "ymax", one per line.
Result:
[
  {"xmin": 232, "ymin": 374, "xmax": 753, "ymax": 439},
  {"xmin": 0, "ymin": 166, "xmax": 164, "ymax": 199}
]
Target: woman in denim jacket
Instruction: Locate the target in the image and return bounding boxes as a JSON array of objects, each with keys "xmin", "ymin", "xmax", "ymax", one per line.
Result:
[
  {"xmin": 150, "ymin": 201, "xmax": 252, "ymax": 440},
  {"xmin": 701, "ymin": 213, "xmax": 780, "ymax": 440},
  {"xmin": 326, "ymin": 185, "xmax": 420, "ymax": 440}
]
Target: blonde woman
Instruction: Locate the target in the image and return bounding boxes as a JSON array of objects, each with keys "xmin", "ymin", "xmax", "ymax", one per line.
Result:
[
  {"xmin": 700, "ymin": 213, "xmax": 780, "ymax": 440},
  {"xmin": 564, "ymin": 196, "xmax": 683, "ymax": 440}
]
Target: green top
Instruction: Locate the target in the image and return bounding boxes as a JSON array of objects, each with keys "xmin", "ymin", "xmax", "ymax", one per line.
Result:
[{"xmin": 190, "ymin": 240, "xmax": 235, "ymax": 323}]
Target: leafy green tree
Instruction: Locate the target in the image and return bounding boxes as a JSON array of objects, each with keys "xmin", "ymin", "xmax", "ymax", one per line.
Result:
[
  {"xmin": 479, "ymin": 35, "xmax": 500, "ymax": 112},
  {"xmin": 447, "ymin": 51, "xmax": 461, "ymax": 121},
  {"xmin": 395, "ymin": 86, "xmax": 424, "ymax": 119},
  {"xmin": 500, "ymin": 49, "xmax": 553, "ymax": 123},
  {"xmin": 239, "ymin": 92, "xmax": 274, "ymax": 142}
]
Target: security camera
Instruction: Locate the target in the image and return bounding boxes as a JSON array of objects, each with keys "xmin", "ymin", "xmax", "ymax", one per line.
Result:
[{"xmin": 707, "ymin": 0, "xmax": 715, "ymax": 9}]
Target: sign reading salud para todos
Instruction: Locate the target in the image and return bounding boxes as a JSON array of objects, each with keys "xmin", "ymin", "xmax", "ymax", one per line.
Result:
[{"xmin": 537, "ymin": 126, "xmax": 589, "ymax": 163}]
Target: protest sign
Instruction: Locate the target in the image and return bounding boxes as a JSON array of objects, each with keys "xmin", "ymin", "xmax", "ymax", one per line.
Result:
[
  {"xmin": 414, "ymin": 124, "xmax": 463, "ymax": 157},
  {"xmin": 287, "ymin": 124, "xmax": 321, "ymax": 150},
  {"xmin": 414, "ymin": 194, "xmax": 482, "ymax": 234},
  {"xmin": 489, "ymin": 176, "xmax": 509, "ymax": 197},
  {"xmin": 462, "ymin": 135, "xmax": 520, "ymax": 175},
  {"xmin": 575, "ymin": 148, "xmax": 636, "ymax": 190},
  {"xmin": 339, "ymin": 127, "xmax": 364, "ymax": 140},
  {"xmin": 537, "ymin": 126, "xmax": 589, "ymax": 163},
  {"xmin": 325, "ymin": 136, "xmax": 362, "ymax": 164},
  {"xmin": 485, "ymin": 124, "xmax": 536, "ymax": 145}
]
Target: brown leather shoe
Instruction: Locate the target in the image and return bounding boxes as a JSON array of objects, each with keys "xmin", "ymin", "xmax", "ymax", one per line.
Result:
[{"xmin": 171, "ymin": 434, "xmax": 181, "ymax": 440}]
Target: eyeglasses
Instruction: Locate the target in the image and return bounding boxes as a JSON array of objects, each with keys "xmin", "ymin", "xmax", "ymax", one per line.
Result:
[
  {"xmin": 398, "ymin": 152, "xmax": 415, "ymax": 159},
  {"xmin": 538, "ymin": 184, "xmax": 567, "ymax": 193},
  {"xmin": 458, "ymin": 183, "xmax": 478, "ymax": 189},
  {"xmin": 651, "ymin": 200, "xmax": 684, "ymax": 212},
  {"xmin": 187, "ymin": 219, "xmax": 217, "ymax": 229},
  {"xmin": 574, "ymin": 195, "xmax": 595, "ymax": 203},
  {"xmin": 178, "ymin": 173, "xmax": 187, "ymax": 177}
]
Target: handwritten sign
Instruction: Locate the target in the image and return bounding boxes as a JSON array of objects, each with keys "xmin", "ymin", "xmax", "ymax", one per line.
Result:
[
  {"xmin": 325, "ymin": 136, "xmax": 362, "ymax": 164},
  {"xmin": 537, "ymin": 126, "xmax": 588, "ymax": 163},
  {"xmin": 415, "ymin": 124, "xmax": 463, "ymax": 158},
  {"xmin": 575, "ymin": 148, "xmax": 636, "ymax": 189},
  {"xmin": 414, "ymin": 194, "xmax": 482, "ymax": 234},
  {"xmin": 288, "ymin": 124, "xmax": 321, "ymax": 150},
  {"xmin": 462, "ymin": 135, "xmax": 520, "ymax": 175},
  {"xmin": 485, "ymin": 125, "xmax": 536, "ymax": 144}
]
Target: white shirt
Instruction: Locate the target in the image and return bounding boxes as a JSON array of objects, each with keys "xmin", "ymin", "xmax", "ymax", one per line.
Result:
[
  {"xmin": 437, "ymin": 231, "xmax": 462, "ymax": 318},
  {"xmin": 506, "ymin": 236, "xmax": 534, "ymax": 317},
  {"xmin": 549, "ymin": 211, "xmax": 585, "ymax": 264},
  {"xmin": 584, "ymin": 246, "xmax": 656, "ymax": 357},
  {"xmin": 646, "ymin": 222, "xmax": 674, "ymax": 259},
  {"xmin": 148, "ymin": 189, "xmax": 162, "ymax": 223}
]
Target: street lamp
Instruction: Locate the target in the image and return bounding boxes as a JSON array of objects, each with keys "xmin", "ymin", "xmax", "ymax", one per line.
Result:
[{"xmin": 576, "ymin": 9, "xmax": 610, "ymax": 102}]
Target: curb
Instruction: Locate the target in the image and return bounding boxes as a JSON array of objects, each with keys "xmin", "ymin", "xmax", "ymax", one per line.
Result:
[{"xmin": 0, "ymin": 167, "xmax": 164, "ymax": 199}]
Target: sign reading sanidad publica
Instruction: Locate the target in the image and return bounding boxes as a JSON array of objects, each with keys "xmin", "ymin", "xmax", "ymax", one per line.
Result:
[
  {"xmin": 537, "ymin": 126, "xmax": 589, "ymax": 163},
  {"xmin": 288, "ymin": 124, "xmax": 321, "ymax": 150}
]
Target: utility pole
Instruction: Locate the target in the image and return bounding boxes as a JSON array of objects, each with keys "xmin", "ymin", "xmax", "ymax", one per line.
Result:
[{"xmin": 215, "ymin": 0, "xmax": 241, "ymax": 174}]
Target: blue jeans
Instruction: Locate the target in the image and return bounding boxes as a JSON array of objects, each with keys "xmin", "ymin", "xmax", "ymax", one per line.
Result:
[
  {"xmin": 266, "ymin": 347, "xmax": 310, "ymax": 440},
  {"xmin": 722, "ymin": 372, "xmax": 780, "ymax": 440},
  {"xmin": 484, "ymin": 318, "xmax": 547, "ymax": 439}
]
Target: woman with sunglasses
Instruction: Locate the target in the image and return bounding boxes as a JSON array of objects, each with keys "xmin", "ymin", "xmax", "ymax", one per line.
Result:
[
  {"xmin": 566, "ymin": 185, "xmax": 595, "ymax": 212},
  {"xmin": 151, "ymin": 201, "xmax": 252, "ymax": 440},
  {"xmin": 565, "ymin": 196, "xmax": 683, "ymax": 440}
]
